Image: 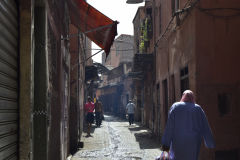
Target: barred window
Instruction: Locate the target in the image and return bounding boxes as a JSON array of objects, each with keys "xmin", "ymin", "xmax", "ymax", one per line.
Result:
[{"xmin": 180, "ymin": 66, "xmax": 189, "ymax": 94}]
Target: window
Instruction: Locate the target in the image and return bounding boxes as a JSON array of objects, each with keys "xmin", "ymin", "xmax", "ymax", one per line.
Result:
[
  {"xmin": 176, "ymin": 0, "xmax": 180, "ymax": 11},
  {"xmin": 159, "ymin": 5, "xmax": 162, "ymax": 35},
  {"xmin": 146, "ymin": 7, "xmax": 152, "ymax": 15},
  {"xmin": 141, "ymin": 89, "xmax": 144, "ymax": 108},
  {"xmin": 162, "ymin": 79, "xmax": 168, "ymax": 123},
  {"xmin": 171, "ymin": 0, "xmax": 175, "ymax": 15},
  {"xmin": 218, "ymin": 93, "xmax": 231, "ymax": 116},
  {"xmin": 156, "ymin": 83, "xmax": 161, "ymax": 136},
  {"xmin": 156, "ymin": 83, "xmax": 160, "ymax": 106},
  {"xmin": 136, "ymin": 41, "xmax": 139, "ymax": 53},
  {"xmin": 180, "ymin": 66, "xmax": 189, "ymax": 94},
  {"xmin": 171, "ymin": 0, "xmax": 180, "ymax": 16},
  {"xmin": 146, "ymin": 8, "xmax": 153, "ymax": 39},
  {"xmin": 170, "ymin": 74, "xmax": 176, "ymax": 103},
  {"xmin": 154, "ymin": 7, "xmax": 158, "ymax": 38}
]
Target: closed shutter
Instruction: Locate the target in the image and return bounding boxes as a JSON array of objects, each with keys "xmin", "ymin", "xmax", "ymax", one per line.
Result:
[{"xmin": 0, "ymin": 0, "xmax": 19, "ymax": 159}]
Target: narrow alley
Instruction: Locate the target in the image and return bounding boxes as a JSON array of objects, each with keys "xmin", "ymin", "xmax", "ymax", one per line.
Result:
[
  {"xmin": 1, "ymin": 0, "xmax": 240, "ymax": 159},
  {"xmin": 71, "ymin": 114, "xmax": 162, "ymax": 160}
]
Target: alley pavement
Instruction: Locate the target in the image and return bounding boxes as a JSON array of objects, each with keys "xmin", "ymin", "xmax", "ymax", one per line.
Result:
[{"xmin": 71, "ymin": 114, "xmax": 162, "ymax": 160}]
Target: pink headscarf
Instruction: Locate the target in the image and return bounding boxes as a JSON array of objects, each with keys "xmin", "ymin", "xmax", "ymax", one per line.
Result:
[{"xmin": 180, "ymin": 90, "xmax": 195, "ymax": 103}]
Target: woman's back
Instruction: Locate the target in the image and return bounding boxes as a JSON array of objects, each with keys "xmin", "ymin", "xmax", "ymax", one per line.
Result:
[
  {"xmin": 162, "ymin": 90, "xmax": 215, "ymax": 160},
  {"xmin": 170, "ymin": 102, "xmax": 204, "ymax": 160}
]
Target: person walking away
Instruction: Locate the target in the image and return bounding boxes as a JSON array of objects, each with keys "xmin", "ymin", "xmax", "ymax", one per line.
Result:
[
  {"xmin": 161, "ymin": 90, "xmax": 215, "ymax": 160},
  {"xmin": 84, "ymin": 96, "xmax": 95, "ymax": 137},
  {"xmin": 126, "ymin": 100, "xmax": 135, "ymax": 125},
  {"xmin": 94, "ymin": 99, "xmax": 103, "ymax": 127}
]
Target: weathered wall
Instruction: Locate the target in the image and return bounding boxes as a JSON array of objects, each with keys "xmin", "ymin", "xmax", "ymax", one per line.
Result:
[
  {"xmin": 143, "ymin": 71, "xmax": 153, "ymax": 128},
  {"xmin": 131, "ymin": 79, "xmax": 143, "ymax": 122},
  {"xmin": 153, "ymin": 0, "xmax": 240, "ymax": 159},
  {"xmin": 116, "ymin": 35, "xmax": 134, "ymax": 63},
  {"xmin": 47, "ymin": 1, "xmax": 70, "ymax": 159},
  {"xmin": 154, "ymin": 0, "xmax": 197, "ymax": 135},
  {"xmin": 121, "ymin": 74, "xmax": 133, "ymax": 118},
  {"xmin": 133, "ymin": 5, "xmax": 156, "ymax": 129},
  {"xmin": 104, "ymin": 34, "xmax": 134, "ymax": 68},
  {"xmin": 105, "ymin": 42, "xmax": 119, "ymax": 68},
  {"xmin": 133, "ymin": 6, "xmax": 145, "ymax": 54},
  {"xmin": 84, "ymin": 37, "xmax": 92, "ymax": 66},
  {"xmin": 19, "ymin": 0, "xmax": 34, "ymax": 159},
  {"xmin": 69, "ymin": 24, "xmax": 79, "ymax": 154},
  {"xmin": 69, "ymin": 24, "xmax": 86, "ymax": 154},
  {"xmin": 133, "ymin": 7, "xmax": 145, "ymax": 125},
  {"xmin": 19, "ymin": 0, "xmax": 86, "ymax": 159},
  {"xmin": 196, "ymin": 1, "xmax": 240, "ymax": 159},
  {"xmin": 47, "ymin": 22, "xmax": 62, "ymax": 160}
]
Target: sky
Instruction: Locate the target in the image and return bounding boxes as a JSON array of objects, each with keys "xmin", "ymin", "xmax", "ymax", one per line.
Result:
[{"xmin": 87, "ymin": 0, "xmax": 144, "ymax": 63}]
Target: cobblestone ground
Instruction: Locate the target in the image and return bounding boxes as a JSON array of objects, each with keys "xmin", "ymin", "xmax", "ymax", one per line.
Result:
[{"xmin": 71, "ymin": 114, "xmax": 162, "ymax": 160}]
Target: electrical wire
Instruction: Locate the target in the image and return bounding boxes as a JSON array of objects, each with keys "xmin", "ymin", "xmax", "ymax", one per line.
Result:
[
  {"xmin": 154, "ymin": 0, "xmax": 196, "ymax": 48},
  {"xmin": 196, "ymin": 7, "xmax": 240, "ymax": 18},
  {"xmin": 153, "ymin": 0, "xmax": 240, "ymax": 53}
]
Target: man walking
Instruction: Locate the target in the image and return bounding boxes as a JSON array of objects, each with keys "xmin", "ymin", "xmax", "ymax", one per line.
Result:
[{"xmin": 126, "ymin": 100, "xmax": 135, "ymax": 125}]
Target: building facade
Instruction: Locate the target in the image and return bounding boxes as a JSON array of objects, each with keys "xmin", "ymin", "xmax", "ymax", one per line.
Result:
[
  {"xmin": 98, "ymin": 63, "xmax": 133, "ymax": 117},
  {"xmin": 98, "ymin": 34, "xmax": 134, "ymax": 117},
  {"xmin": 132, "ymin": 5, "xmax": 155, "ymax": 130},
  {"xmin": 102, "ymin": 34, "xmax": 134, "ymax": 67},
  {"xmin": 133, "ymin": 0, "xmax": 240, "ymax": 159},
  {"xmin": 0, "ymin": 0, "xmax": 117, "ymax": 160}
]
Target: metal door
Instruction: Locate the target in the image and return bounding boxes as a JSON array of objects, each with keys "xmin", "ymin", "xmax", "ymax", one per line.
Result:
[{"xmin": 0, "ymin": 0, "xmax": 19, "ymax": 159}]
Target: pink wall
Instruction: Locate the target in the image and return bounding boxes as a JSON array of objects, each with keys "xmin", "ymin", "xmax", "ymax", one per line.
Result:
[
  {"xmin": 153, "ymin": 0, "xmax": 240, "ymax": 158},
  {"xmin": 196, "ymin": 2, "xmax": 240, "ymax": 158}
]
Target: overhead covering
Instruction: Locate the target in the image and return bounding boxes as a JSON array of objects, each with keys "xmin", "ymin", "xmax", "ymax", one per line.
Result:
[
  {"xmin": 68, "ymin": 0, "xmax": 118, "ymax": 58},
  {"xmin": 93, "ymin": 62, "xmax": 109, "ymax": 74},
  {"xmin": 85, "ymin": 65, "xmax": 98, "ymax": 82}
]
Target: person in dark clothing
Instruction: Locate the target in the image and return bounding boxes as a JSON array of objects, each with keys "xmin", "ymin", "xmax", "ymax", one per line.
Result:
[{"xmin": 94, "ymin": 99, "xmax": 103, "ymax": 127}]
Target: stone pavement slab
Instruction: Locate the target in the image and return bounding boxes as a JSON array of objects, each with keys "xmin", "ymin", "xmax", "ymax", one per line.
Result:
[{"xmin": 71, "ymin": 114, "xmax": 162, "ymax": 160}]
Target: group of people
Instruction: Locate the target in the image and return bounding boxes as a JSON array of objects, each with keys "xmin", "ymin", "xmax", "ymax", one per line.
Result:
[
  {"xmin": 84, "ymin": 96, "xmax": 103, "ymax": 137},
  {"xmin": 85, "ymin": 89, "xmax": 215, "ymax": 160}
]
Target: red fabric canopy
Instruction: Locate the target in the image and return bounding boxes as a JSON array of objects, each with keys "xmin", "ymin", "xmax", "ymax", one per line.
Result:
[{"xmin": 68, "ymin": 0, "xmax": 118, "ymax": 58}]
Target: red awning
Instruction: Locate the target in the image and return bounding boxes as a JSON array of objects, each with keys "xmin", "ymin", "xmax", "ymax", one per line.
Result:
[{"xmin": 68, "ymin": 0, "xmax": 118, "ymax": 58}]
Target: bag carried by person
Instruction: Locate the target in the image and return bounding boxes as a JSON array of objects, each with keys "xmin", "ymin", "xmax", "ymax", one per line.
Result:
[{"xmin": 155, "ymin": 151, "xmax": 170, "ymax": 160}]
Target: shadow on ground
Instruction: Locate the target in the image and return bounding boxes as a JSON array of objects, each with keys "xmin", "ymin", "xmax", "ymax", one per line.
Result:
[
  {"xmin": 128, "ymin": 126, "xmax": 146, "ymax": 132},
  {"xmin": 128, "ymin": 125, "xmax": 161, "ymax": 149},
  {"xmin": 82, "ymin": 123, "xmax": 96, "ymax": 135},
  {"xmin": 134, "ymin": 131, "xmax": 161, "ymax": 149}
]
